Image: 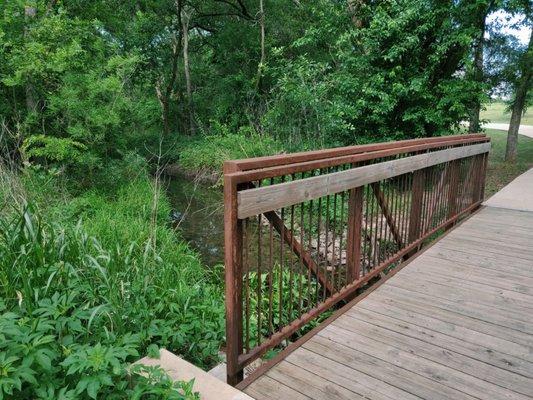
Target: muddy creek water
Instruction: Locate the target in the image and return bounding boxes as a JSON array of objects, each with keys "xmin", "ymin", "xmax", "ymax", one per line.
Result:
[
  {"xmin": 166, "ymin": 174, "xmax": 307, "ymax": 270},
  {"xmin": 166, "ymin": 174, "xmax": 225, "ymax": 267}
]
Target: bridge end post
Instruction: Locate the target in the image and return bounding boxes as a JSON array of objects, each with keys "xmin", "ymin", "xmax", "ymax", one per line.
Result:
[{"xmin": 224, "ymin": 162, "xmax": 244, "ymax": 386}]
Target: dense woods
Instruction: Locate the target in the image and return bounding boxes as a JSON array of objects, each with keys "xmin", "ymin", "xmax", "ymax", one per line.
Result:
[
  {"xmin": 0, "ymin": 1, "xmax": 531, "ymax": 398},
  {"xmin": 1, "ymin": 0, "xmax": 529, "ymax": 175}
]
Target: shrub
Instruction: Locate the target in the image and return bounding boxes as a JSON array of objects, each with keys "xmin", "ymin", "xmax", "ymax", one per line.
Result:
[
  {"xmin": 178, "ymin": 125, "xmax": 282, "ymax": 179},
  {"xmin": 0, "ymin": 177, "xmax": 225, "ymax": 398}
]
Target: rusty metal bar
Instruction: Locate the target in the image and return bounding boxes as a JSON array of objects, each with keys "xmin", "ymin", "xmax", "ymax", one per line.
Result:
[
  {"xmin": 230, "ymin": 134, "xmax": 487, "ymax": 171},
  {"xmin": 371, "ymin": 182, "xmax": 403, "ymax": 248},
  {"xmin": 228, "ymin": 137, "xmax": 490, "ymax": 185}
]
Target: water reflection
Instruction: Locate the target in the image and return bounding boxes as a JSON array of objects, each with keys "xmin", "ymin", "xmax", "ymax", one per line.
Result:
[{"xmin": 165, "ymin": 175, "xmax": 225, "ymax": 267}]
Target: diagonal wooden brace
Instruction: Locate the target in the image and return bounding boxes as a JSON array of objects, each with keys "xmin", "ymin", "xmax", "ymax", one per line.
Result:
[
  {"xmin": 371, "ymin": 183, "xmax": 403, "ymax": 248},
  {"xmin": 262, "ymin": 210, "xmax": 335, "ymax": 295}
]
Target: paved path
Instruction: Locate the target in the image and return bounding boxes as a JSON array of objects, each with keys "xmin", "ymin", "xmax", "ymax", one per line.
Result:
[
  {"xmin": 483, "ymin": 122, "xmax": 533, "ymax": 139},
  {"xmin": 484, "ymin": 168, "xmax": 533, "ymax": 212},
  {"xmin": 242, "ymin": 171, "xmax": 533, "ymax": 400}
]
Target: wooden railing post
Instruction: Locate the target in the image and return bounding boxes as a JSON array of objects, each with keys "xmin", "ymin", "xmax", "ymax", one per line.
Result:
[
  {"xmin": 346, "ymin": 187, "xmax": 364, "ymax": 283},
  {"xmin": 407, "ymin": 169, "xmax": 425, "ymax": 256},
  {"xmin": 224, "ymin": 162, "xmax": 244, "ymax": 386},
  {"xmin": 472, "ymin": 153, "xmax": 487, "ymax": 203},
  {"xmin": 446, "ymin": 159, "xmax": 461, "ymax": 230}
]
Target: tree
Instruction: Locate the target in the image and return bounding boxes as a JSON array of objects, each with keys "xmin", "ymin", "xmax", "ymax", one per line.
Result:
[
  {"xmin": 1, "ymin": 0, "xmax": 518, "ymax": 170},
  {"xmin": 505, "ymin": 29, "xmax": 532, "ymax": 161},
  {"xmin": 468, "ymin": 0, "xmax": 497, "ymax": 133}
]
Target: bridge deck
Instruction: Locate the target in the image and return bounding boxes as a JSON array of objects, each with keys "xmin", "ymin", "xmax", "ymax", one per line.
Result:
[{"xmin": 241, "ymin": 172, "xmax": 533, "ymax": 400}]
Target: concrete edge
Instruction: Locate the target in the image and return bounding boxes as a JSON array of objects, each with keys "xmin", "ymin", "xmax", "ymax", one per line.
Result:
[{"xmin": 136, "ymin": 349, "xmax": 254, "ymax": 400}]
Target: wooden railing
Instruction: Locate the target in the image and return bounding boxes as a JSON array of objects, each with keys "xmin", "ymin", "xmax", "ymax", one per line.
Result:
[{"xmin": 223, "ymin": 134, "xmax": 490, "ymax": 385}]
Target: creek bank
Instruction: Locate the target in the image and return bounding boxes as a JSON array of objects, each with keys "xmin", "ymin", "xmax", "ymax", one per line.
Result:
[{"xmin": 163, "ymin": 163, "xmax": 221, "ymax": 186}]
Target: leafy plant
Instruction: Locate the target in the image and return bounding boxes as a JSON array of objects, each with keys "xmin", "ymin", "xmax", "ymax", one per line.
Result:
[
  {"xmin": 178, "ymin": 126, "xmax": 282, "ymax": 181},
  {"xmin": 0, "ymin": 177, "xmax": 224, "ymax": 398}
]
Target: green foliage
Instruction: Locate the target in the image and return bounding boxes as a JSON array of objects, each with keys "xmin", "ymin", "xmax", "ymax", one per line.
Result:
[
  {"xmin": 0, "ymin": 306, "xmax": 198, "ymax": 399},
  {"xmin": 178, "ymin": 126, "xmax": 282, "ymax": 176},
  {"xmin": 0, "ymin": 0, "xmax": 506, "ymax": 177},
  {"xmin": 22, "ymin": 135, "xmax": 88, "ymax": 164},
  {"xmin": 264, "ymin": 0, "xmax": 487, "ymax": 147},
  {"xmin": 246, "ymin": 264, "xmax": 332, "ymax": 351},
  {"xmin": 0, "ymin": 173, "xmax": 224, "ymax": 398}
]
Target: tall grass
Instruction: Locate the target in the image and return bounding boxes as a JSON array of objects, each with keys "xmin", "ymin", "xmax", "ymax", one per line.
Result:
[{"xmin": 0, "ymin": 169, "xmax": 224, "ymax": 398}]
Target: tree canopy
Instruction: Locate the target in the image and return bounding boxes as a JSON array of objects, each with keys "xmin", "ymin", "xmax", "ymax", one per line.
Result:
[{"xmin": 0, "ymin": 0, "xmax": 530, "ymax": 172}]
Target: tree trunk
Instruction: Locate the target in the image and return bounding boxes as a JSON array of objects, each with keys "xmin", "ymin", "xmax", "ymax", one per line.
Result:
[
  {"xmin": 24, "ymin": 6, "xmax": 38, "ymax": 115},
  {"xmin": 468, "ymin": 23, "xmax": 485, "ymax": 133},
  {"xmin": 181, "ymin": 7, "xmax": 195, "ymax": 135},
  {"xmin": 155, "ymin": 81, "xmax": 170, "ymax": 135},
  {"xmin": 468, "ymin": 0, "xmax": 495, "ymax": 134},
  {"xmin": 347, "ymin": 0, "xmax": 364, "ymax": 28},
  {"xmin": 154, "ymin": 1, "xmax": 183, "ymax": 135},
  {"xmin": 255, "ymin": 0, "xmax": 266, "ymax": 91},
  {"xmin": 505, "ymin": 31, "xmax": 532, "ymax": 162}
]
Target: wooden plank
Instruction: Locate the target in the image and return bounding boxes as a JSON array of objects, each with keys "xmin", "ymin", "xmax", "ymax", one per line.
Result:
[
  {"xmin": 333, "ymin": 314, "xmax": 533, "ymax": 397},
  {"xmin": 472, "ymin": 212, "xmax": 533, "ymax": 228},
  {"xmin": 230, "ymin": 138, "xmax": 491, "ymax": 185},
  {"xmin": 304, "ymin": 335, "xmax": 476, "ymax": 400},
  {"xmin": 231, "ymin": 134, "xmax": 487, "ymax": 171},
  {"xmin": 396, "ymin": 266, "xmax": 533, "ymax": 306},
  {"xmin": 286, "ymin": 348, "xmax": 405, "ymax": 400},
  {"xmin": 266, "ymin": 360, "xmax": 366, "ymax": 400},
  {"xmin": 407, "ymin": 169, "xmax": 425, "ymax": 250},
  {"xmin": 342, "ymin": 305, "xmax": 533, "ymax": 379},
  {"xmin": 237, "ymin": 143, "xmax": 491, "ymax": 219},
  {"xmin": 446, "ymin": 226, "xmax": 533, "ymax": 246},
  {"xmin": 318, "ymin": 326, "xmax": 498, "ymax": 398},
  {"xmin": 223, "ymin": 171, "xmax": 244, "ymax": 385},
  {"xmin": 441, "ymin": 236, "xmax": 533, "ymax": 258},
  {"xmin": 382, "ymin": 276, "xmax": 533, "ymax": 331},
  {"xmin": 244, "ymin": 375, "xmax": 311, "ymax": 400},
  {"xmin": 346, "ymin": 187, "xmax": 364, "ymax": 283},
  {"xmin": 432, "ymin": 239, "xmax": 533, "ymax": 264},
  {"xmin": 457, "ymin": 219, "xmax": 533, "ymax": 238},
  {"xmin": 354, "ymin": 298, "xmax": 533, "ymax": 362},
  {"xmin": 316, "ymin": 325, "xmax": 517, "ymax": 400},
  {"xmin": 387, "ymin": 276, "xmax": 533, "ymax": 325},
  {"xmin": 362, "ymin": 283, "xmax": 533, "ymax": 341},
  {"xmin": 425, "ymin": 247, "xmax": 533, "ymax": 278},
  {"xmin": 407, "ymin": 255, "xmax": 533, "ymax": 294}
]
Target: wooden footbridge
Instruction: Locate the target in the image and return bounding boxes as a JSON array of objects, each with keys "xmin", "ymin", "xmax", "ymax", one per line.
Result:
[{"xmin": 222, "ymin": 134, "xmax": 533, "ymax": 399}]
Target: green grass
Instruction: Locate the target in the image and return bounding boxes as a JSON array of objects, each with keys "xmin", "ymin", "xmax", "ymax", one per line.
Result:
[
  {"xmin": 178, "ymin": 132, "xmax": 282, "ymax": 182},
  {"xmin": 481, "ymin": 101, "xmax": 533, "ymax": 125},
  {"xmin": 485, "ymin": 129, "xmax": 533, "ymax": 198},
  {"xmin": 0, "ymin": 169, "xmax": 222, "ymax": 399}
]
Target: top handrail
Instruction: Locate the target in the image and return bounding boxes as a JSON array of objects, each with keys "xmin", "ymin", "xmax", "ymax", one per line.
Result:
[
  {"xmin": 226, "ymin": 133, "xmax": 487, "ymax": 172},
  {"xmin": 236, "ymin": 141, "xmax": 490, "ymax": 219},
  {"xmin": 226, "ymin": 134, "xmax": 489, "ymax": 184}
]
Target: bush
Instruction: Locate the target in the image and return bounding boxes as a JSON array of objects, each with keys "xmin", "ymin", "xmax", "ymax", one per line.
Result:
[
  {"xmin": 178, "ymin": 125, "xmax": 282, "ymax": 179},
  {"xmin": 0, "ymin": 175, "xmax": 224, "ymax": 398}
]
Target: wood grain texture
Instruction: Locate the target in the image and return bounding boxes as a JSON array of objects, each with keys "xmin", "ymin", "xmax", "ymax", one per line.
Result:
[
  {"xmin": 244, "ymin": 206, "xmax": 533, "ymax": 400},
  {"xmin": 237, "ymin": 142, "xmax": 491, "ymax": 219}
]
